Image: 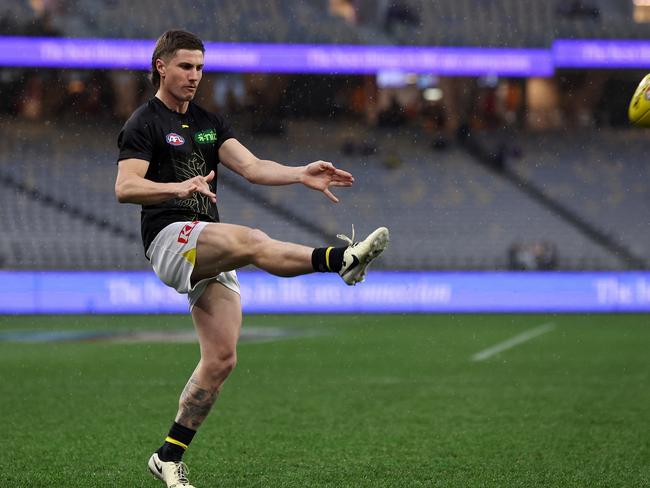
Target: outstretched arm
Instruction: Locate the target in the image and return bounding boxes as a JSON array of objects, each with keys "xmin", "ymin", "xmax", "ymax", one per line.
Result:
[{"xmin": 218, "ymin": 138, "xmax": 354, "ymax": 203}]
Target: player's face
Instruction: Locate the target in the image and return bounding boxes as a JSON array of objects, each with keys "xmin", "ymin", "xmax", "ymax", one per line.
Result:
[{"xmin": 158, "ymin": 49, "xmax": 204, "ymax": 102}]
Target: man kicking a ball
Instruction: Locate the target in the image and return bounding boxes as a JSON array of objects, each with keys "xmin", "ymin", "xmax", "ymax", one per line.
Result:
[{"xmin": 115, "ymin": 30, "xmax": 388, "ymax": 487}]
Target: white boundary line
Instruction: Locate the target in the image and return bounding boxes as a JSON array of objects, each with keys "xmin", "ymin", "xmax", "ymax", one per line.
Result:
[{"xmin": 471, "ymin": 322, "xmax": 556, "ymax": 362}]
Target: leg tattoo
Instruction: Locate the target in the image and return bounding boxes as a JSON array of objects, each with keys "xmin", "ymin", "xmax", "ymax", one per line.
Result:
[{"xmin": 176, "ymin": 375, "xmax": 219, "ymax": 429}]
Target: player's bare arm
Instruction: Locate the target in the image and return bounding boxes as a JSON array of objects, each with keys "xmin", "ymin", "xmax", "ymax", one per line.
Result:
[
  {"xmin": 115, "ymin": 158, "xmax": 216, "ymax": 205},
  {"xmin": 218, "ymin": 138, "xmax": 354, "ymax": 203}
]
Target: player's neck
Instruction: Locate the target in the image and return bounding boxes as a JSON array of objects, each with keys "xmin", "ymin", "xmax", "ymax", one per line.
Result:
[{"xmin": 155, "ymin": 91, "xmax": 190, "ymax": 114}]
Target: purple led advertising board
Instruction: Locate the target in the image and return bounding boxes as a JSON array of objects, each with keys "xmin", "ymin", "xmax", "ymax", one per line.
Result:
[
  {"xmin": 0, "ymin": 36, "xmax": 552, "ymax": 76},
  {"xmin": 3, "ymin": 36, "xmax": 650, "ymax": 74},
  {"xmin": 554, "ymin": 39, "xmax": 650, "ymax": 68},
  {"xmin": 1, "ymin": 270, "xmax": 649, "ymax": 314}
]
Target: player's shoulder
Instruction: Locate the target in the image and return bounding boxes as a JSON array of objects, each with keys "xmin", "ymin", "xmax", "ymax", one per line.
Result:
[
  {"xmin": 189, "ymin": 101, "xmax": 229, "ymax": 125},
  {"xmin": 124, "ymin": 99, "xmax": 161, "ymax": 126},
  {"xmin": 120, "ymin": 99, "xmax": 169, "ymax": 140}
]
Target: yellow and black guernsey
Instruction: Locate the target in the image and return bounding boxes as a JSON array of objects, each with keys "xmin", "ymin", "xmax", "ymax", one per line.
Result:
[{"xmin": 117, "ymin": 97, "xmax": 235, "ymax": 254}]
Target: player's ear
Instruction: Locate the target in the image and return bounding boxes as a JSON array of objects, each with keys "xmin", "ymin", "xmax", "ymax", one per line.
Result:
[{"xmin": 156, "ymin": 58, "xmax": 166, "ymax": 80}]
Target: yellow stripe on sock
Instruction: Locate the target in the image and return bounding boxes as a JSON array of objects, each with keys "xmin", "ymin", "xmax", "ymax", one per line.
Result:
[
  {"xmin": 325, "ymin": 247, "xmax": 333, "ymax": 271},
  {"xmin": 165, "ymin": 436, "xmax": 188, "ymax": 450}
]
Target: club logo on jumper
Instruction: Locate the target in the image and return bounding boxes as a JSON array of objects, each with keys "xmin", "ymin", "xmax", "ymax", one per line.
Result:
[
  {"xmin": 645, "ymin": 85, "xmax": 650, "ymax": 101},
  {"xmin": 166, "ymin": 133, "xmax": 185, "ymax": 146},
  {"xmin": 194, "ymin": 128, "xmax": 217, "ymax": 144},
  {"xmin": 177, "ymin": 221, "xmax": 200, "ymax": 244}
]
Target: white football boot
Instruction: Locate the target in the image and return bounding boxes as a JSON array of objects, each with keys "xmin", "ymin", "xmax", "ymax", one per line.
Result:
[
  {"xmin": 148, "ymin": 453, "xmax": 196, "ymax": 488},
  {"xmin": 337, "ymin": 226, "xmax": 389, "ymax": 285}
]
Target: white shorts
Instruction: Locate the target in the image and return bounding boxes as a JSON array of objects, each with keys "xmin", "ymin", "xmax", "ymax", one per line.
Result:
[{"xmin": 146, "ymin": 221, "xmax": 240, "ymax": 310}]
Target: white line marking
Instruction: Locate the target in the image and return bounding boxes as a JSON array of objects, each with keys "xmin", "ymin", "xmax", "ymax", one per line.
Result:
[{"xmin": 471, "ymin": 322, "xmax": 556, "ymax": 362}]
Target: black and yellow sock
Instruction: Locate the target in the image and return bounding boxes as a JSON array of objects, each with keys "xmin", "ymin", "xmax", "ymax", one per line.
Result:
[
  {"xmin": 312, "ymin": 246, "xmax": 345, "ymax": 273},
  {"xmin": 157, "ymin": 422, "xmax": 196, "ymax": 462}
]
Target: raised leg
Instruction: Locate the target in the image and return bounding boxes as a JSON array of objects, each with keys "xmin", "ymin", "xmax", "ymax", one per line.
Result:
[{"xmin": 191, "ymin": 222, "xmax": 313, "ymax": 283}]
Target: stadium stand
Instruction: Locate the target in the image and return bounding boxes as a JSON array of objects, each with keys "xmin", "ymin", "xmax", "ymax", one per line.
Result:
[
  {"xmin": 0, "ymin": 182, "xmax": 145, "ymax": 270},
  {"xmin": 239, "ymin": 122, "xmax": 628, "ymax": 270},
  {"xmin": 0, "ymin": 119, "xmax": 145, "ymax": 269},
  {"xmin": 0, "ymin": 118, "xmax": 639, "ymax": 271},
  {"xmin": 508, "ymin": 128, "xmax": 650, "ymax": 264},
  {"xmin": 35, "ymin": 0, "xmax": 363, "ymax": 44},
  {"xmin": 372, "ymin": 0, "xmax": 649, "ymax": 47},
  {"xmin": 1, "ymin": 0, "xmax": 648, "ymax": 46}
]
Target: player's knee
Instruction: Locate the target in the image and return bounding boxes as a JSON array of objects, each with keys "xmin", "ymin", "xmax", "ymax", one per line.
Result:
[
  {"xmin": 246, "ymin": 228, "xmax": 271, "ymax": 256},
  {"xmin": 221, "ymin": 351, "xmax": 237, "ymax": 376},
  {"xmin": 204, "ymin": 349, "xmax": 237, "ymax": 381}
]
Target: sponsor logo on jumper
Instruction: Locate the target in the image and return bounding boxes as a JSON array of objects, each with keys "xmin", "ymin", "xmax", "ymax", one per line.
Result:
[
  {"xmin": 177, "ymin": 221, "xmax": 199, "ymax": 244},
  {"xmin": 194, "ymin": 128, "xmax": 217, "ymax": 144},
  {"xmin": 166, "ymin": 133, "xmax": 185, "ymax": 146},
  {"xmin": 645, "ymin": 85, "xmax": 650, "ymax": 101}
]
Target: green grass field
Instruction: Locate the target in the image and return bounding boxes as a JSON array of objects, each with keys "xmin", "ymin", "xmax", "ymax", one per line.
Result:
[{"xmin": 1, "ymin": 313, "xmax": 649, "ymax": 487}]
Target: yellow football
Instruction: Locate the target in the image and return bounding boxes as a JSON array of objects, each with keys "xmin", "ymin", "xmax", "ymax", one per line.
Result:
[{"xmin": 629, "ymin": 73, "xmax": 650, "ymax": 127}]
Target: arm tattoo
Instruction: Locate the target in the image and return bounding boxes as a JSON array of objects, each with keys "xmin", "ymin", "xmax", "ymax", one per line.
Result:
[{"xmin": 176, "ymin": 376, "xmax": 219, "ymax": 429}]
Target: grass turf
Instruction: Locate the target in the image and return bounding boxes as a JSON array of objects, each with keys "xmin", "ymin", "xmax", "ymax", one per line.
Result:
[{"xmin": 0, "ymin": 313, "xmax": 649, "ymax": 487}]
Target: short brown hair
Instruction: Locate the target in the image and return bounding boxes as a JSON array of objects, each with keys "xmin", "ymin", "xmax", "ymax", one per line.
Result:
[{"xmin": 149, "ymin": 30, "xmax": 205, "ymax": 89}]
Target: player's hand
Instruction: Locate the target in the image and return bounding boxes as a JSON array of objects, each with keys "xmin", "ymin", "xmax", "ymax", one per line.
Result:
[
  {"xmin": 301, "ymin": 161, "xmax": 354, "ymax": 203},
  {"xmin": 176, "ymin": 170, "xmax": 217, "ymax": 203}
]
